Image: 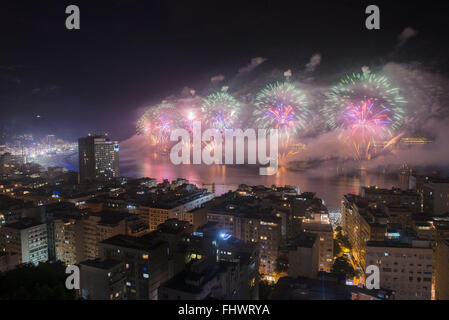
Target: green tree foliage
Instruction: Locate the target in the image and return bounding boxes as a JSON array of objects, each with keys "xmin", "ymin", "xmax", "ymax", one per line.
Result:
[
  {"xmin": 259, "ymin": 280, "xmax": 275, "ymax": 300},
  {"xmin": 0, "ymin": 262, "xmax": 77, "ymax": 300},
  {"xmin": 335, "ymin": 228, "xmax": 352, "ymax": 250},
  {"xmin": 333, "ymin": 239, "xmax": 342, "ymax": 257},
  {"xmin": 331, "ymin": 256, "xmax": 358, "ymax": 279}
]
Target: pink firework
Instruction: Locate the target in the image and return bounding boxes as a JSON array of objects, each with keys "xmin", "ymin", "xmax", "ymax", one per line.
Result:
[
  {"xmin": 341, "ymin": 99, "xmax": 392, "ymax": 160},
  {"xmin": 342, "ymin": 99, "xmax": 391, "ymax": 141},
  {"xmin": 266, "ymin": 103, "xmax": 298, "ymax": 130}
]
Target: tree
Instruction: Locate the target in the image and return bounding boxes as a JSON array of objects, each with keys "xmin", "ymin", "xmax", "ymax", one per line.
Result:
[
  {"xmin": 331, "ymin": 256, "xmax": 358, "ymax": 279},
  {"xmin": 259, "ymin": 279, "xmax": 275, "ymax": 300},
  {"xmin": 335, "ymin": 229, "xmax": 352, "ymax": 251},
  {"xmin": 0, "ymin": 261, "xmax": 77, "ymax": 300},
  {"xmin": 333, "ymin": 239, "xmax": 342, "ymax": 257}
]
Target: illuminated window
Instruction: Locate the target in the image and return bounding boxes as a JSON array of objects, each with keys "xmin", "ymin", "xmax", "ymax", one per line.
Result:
[{"xmin": 142, "ymin": 254, "xmax": 149, "ymax": 260}]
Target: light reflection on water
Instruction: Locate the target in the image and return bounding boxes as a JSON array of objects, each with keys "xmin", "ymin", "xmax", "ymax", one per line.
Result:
[{"xmin": 121, "ymin": 156, "xmax": 407, "ymax": 211}]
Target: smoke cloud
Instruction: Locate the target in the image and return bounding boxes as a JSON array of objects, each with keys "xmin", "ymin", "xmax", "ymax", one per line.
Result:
[
  {"xmin": 304, "ymin": 53, "xmax": 322, "ymax": 73},
  {"xmin": 238, "ymin": 57, "xmax": 267, "ymax": 74},
  {"xmin": 396, "ymin": 27, "xmax": 418, "ymax": 49},
  {"xmin": 211, "ymin": 74, "xmax": 225, "ymax": 83},
  {"xmin": 127, "ymin": 52, "xmax": 449, "ymax": 177}
]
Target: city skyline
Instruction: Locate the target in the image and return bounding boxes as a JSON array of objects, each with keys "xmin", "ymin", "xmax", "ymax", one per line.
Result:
[{"xmin": 1, "ymin": 0, "xmax": 449, "ymax": 304}]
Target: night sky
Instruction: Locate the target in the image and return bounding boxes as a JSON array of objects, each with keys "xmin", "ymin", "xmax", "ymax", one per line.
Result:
[{"xmin": 1, "ymin": 0, "xmax": 448, "ymax": 141}]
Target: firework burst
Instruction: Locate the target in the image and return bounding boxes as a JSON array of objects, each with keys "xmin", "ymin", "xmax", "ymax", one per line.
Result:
[
  {"xmin": 324, "ymin": 72, "xmax": 406, "ymax": 160},
  {"xmin": 341, "ymin": 99, "xmax": 394, "ymax": 159},
  {"xmin": 175, "ymin": 97, "xmax": 203, "ymax": 133},
  {"xmin": 254, "ymin": 82, "xmax": 309, "ymax": 142},
  {"xmin": 343, "ymin": 99, "xmax": 391, "ymax": 137},
  {"xmin": 201, "ymin": 92, "xmax": 241, "ymax": 131},
  {"xmin": 325, "ymin": 72, "xmax": 406, "ymax": 130},
  {"xmin": 136, "ymin": 102, "xmax": 179, "ymax": 150},
  {"xmin": 252, "ymin": 82, "xmax": 310, "ymax": 165}
]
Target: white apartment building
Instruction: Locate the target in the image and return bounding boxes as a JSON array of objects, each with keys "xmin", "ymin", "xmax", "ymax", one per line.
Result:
[
  {"xmin": 365, "ymin": 239, "xmax": 433, "ymax": 300},
  {"xmin": 0, "ymin": 219, "xmax": 48, "ymax": 265}
]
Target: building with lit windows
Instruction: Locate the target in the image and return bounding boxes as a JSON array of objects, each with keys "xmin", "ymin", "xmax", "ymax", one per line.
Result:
[
  {"xmin": 341, "ymin": 194, "xmax": 388, "ymax": 271},
  {"xmin": 158, "ymin": 257, "xmax": 242, "ymax": 300},
  {"xmin": 148, "ymin": 190, "xmax": 213, "ymax": 231},
  {"xmin": 79, "ymin": 258, "xmax": 126, "ymax": 300},
  {"xmin": 365, "ymin": 239, "xmax": 433, "ymax": 300},
  {"xmin": 53, "ymin": 214, "xmax": 86, "ymax": 265},
  {"xmin": 423, "ymin": 178, "xmax": 449, "ymax": 216},
  {"xmin": 206, "ymin": 193, "xmax": 281, "ymax": 277},
  {"xmin": 185, "ymin": 222, "xmax": 259, "ymax": 299},
  {"xmin": 360, "ymin": 186, "xmax": 421, "ymax": 214},
  {"xmin": 78, "ymin": 134, "xmax": 119, "ymax": 182},
  {"xmin": 82, "ymin": 211, "xmax": 144, "ymax": 260},
  {"xmin": 0, "ymin": 218, "xmax": 48, "ymax": 265},
  {"xmin": 302, "ymin": 212, "xmax": 333, "ymax": 273},
  {"xmin": 99, "ymin": 221, "xmax": 186, "ymax": 300}
]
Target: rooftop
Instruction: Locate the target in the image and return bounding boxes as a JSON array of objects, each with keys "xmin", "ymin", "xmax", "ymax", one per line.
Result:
[
  {"xmin": 79, "ymin": 258, "xmax": 123, "ymax": 270},
  {"xmin": 100, "ymin": 233, "xmax": 166, "ymax": 251},
  {"xmin": 366, "ymin": 239, "xmax": 432, "ymax": 249},
  {"xmin": 270, "ymin": 275, "xmax": 350, "ymax": 300},
  {"xmin": 362, "ymin": 186, "xmax": 419, "ymax": 196},
  {"xmin": 302, "ymin": 222, "xmax": 333, "ymax": 233},
  {"xmin": 89, "ymin": 210, "xmax": 134, "ymax": 226},
  {"xmin": 289, "ymin": 232, "xmax": 318, "ymax": 249},
  {"xmin": 2, "ymin": 218, "xmax": 44, "ymax": 230},
  {"xmin": 160, "ymin": 258, "xmax": 237, "ymax": 295}
]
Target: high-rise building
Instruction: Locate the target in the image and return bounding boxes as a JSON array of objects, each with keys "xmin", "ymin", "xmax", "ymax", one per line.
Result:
[
  {"xmin": 365, "ymin": 239, "xmax": 433, "ymax": 300},
  {"xmin": 0, "ymin": 218, "xmax": 48, "ymax": 265},
  {"xmin": 186, "ymin": 222, "xmax": 259, "ymax": 300},
  {"xmin": 383, "ymin": 205, "xmax": 414, "ymax": 229},
  {"xmin": 79, "ymin": 258, "xmax": 126, "ymax": 300},
  {"xmin": 78, "ymin": 134, "xmax": 119, "ymax": 182},
  {"xmin": 82, "ymin": 211, "xmax": 141, "ymax": 260},
  {"xmin": 423, "ymin": 179, "xmax": 449, "ymax": 216},
  {"xmin": 206, "ymin": 195, "xmax": 281, "ymax": 278},
  {"xmin": 54, "ymin": 214, "xmax": 86, "ymax": 265},
  {"xmin": 148, "ymin": 189, "xmax": 213, "ymax": 231},
  {"xmin": 359, "ymin": 186, "xmax": 421, "ymax": 214},
  {"xmin": 79, "ymin": 218, "xmax": 190, "ymax": 300},
  {"xmin": 99, "ymin": 233, "xmax": 171, "ymax": 300},
  {"xmin": 341, "ymin": 194, "xmax": 388, "ymax": 270},
  {"xmin": 158, "ymin": 257, "xmax": 242, "ymax": 300},
  {"xmin": 302, "ymin": 212, "xmax": 334, "ymax": 273},
  {"xmin": 288, "ymin": 232, "xmax": 319, "ymax": 279}
]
